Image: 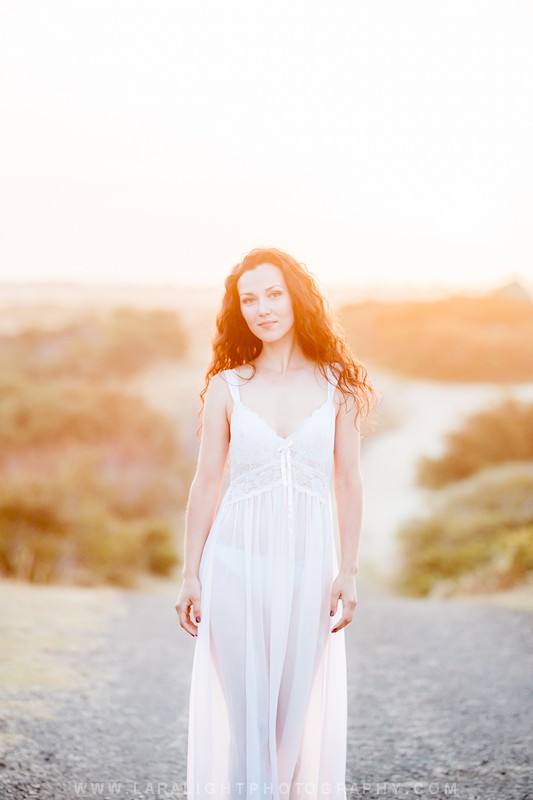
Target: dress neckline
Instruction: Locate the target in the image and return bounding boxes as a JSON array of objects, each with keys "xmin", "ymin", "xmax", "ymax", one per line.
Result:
[
  {"xmin": 237, "ymin": 397, "xmax": 332, "ymax": 442},
  {"xmin": 230, "ymin": 367, "xmax": 334, "ymax": 441}
]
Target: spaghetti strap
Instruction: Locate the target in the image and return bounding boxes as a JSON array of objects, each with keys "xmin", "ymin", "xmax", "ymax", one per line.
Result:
[
  {"xmin": 327, "ymin": 363, "xmax": 340, "ymax": 402},
  {"xmin": 224, "ymin": 368, "xmax": 241, "ymax": 405}
]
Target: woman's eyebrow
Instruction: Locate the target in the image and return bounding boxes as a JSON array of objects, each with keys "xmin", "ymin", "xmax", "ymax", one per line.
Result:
[{"xmin": 239, "ymin": 285, "xmax": 284, "ymax": 296}]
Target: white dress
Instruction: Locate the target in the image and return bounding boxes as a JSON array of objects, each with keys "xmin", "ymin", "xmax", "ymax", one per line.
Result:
[{"xmin": 186, "ymin": 365, "xmax": 348, "ymax": 800}]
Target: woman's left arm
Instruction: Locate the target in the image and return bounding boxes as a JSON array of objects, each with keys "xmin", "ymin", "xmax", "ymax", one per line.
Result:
[{"xmin": 329, "ymin": 388, "xmax": 364, "ymax": 633}]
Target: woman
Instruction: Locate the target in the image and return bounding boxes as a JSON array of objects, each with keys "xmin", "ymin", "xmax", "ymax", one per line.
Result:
[{"xmin": 175, "ymin": 247, "xmax": 380, "ymax": 800}]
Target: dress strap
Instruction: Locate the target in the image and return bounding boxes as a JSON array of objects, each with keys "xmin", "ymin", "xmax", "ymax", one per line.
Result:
[
  {"xmin": 225, "ymin": 368, "xmax": 241, "ymax": 404},
  {"xmin": 326, "ymin": 363, "xmax": 340, "ymax": 402}
]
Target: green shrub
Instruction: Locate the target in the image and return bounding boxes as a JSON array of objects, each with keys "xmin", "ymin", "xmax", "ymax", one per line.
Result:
[
  {"xmin": 0, "ymin": 471, "xmax": 179, "ymax": 586},
  {"xmin": 0, "ymin": 378, "xmax": 189, "ymax": 586},
  {"xmin": 395, "ymin": 462, "xmax": 533, "ymax": 596},
  {"xmin": 417, "ymin": 398, "xmax": 533, "ymax": 488}
]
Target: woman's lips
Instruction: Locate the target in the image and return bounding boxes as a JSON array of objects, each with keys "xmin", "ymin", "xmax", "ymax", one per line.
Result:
[{"xmin": 258, "ymin": 321, "xmax": 277, "ymax": 328}]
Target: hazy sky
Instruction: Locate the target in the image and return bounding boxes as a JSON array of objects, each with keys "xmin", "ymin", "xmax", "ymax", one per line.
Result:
[{"xmin": 1, "ymin": 0, "xmax": 532, "ymax": 292}]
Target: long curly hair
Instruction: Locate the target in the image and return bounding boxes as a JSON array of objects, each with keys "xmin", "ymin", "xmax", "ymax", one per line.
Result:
[{"xmin": 197, "ymin": 247, "xmax": 381, "ymax": 437}]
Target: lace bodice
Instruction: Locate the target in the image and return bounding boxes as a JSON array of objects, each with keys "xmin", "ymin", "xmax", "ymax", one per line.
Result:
[{"xmin": 221, "ymin": 365, "xmax": 338, "ymax": 511}]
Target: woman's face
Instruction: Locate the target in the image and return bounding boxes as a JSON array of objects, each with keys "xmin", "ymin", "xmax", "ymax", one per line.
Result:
[{"xmin": 237, "ymin": 263, "xmax": 295, "ymax": 342}]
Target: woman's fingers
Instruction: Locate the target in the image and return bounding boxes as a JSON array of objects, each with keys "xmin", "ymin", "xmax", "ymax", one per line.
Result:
[
  {"xmin": 330, "ymin": 573, "xmax": 358, "ymax": 633},
  {"xmin": 331, "ymin": 596, "xmax": 357, "ymax": 633},
  {"xmin": 175, "ymin": 578, "xmax": 203, "ymax": 637},
  {"xmin": 175, "ymin": 597, "xmax": 200, "ymax": 637},
  {"xmin": 330, "ymin": 588, "xmax": 341, "ymax": 617}
]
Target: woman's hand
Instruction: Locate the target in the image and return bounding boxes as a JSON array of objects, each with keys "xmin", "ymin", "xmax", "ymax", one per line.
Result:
[
  {"xmin": 329, "ymin": 572, "xmax": 358, "ymax": 633},
  {"xmin": 175, "ymin": 576, "xmax": 203, "ymax": 637}
]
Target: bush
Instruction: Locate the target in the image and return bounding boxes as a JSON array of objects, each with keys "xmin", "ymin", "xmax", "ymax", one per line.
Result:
[
  {"xmin": 0, "ymin": 377, "xmax": 179, "ymax": 460},
  {"xmin": 0, "ymin": 467, "xmax": 180, "ymax": 587},
  {"xmin": 338, "ymin": 292, "xmax": 533, "ymax": 381},
  {"xmin": 417, "ymin": 398, "xmax": 533, "ymax": 488},
  {"xmin": 0, "ymin": 307, "xmax": 188, "ymax": 380},
  {"xmin": 395, "ymin": 461, "xmax": 533, "ymax": 596},
  {"xmin": 0, "ymin": 378, "xmax": 188, "ymax": 586}
]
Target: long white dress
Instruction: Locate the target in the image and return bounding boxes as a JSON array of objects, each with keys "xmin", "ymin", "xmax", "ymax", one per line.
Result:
[{"xmin": 186, "ymin": 365, "xmax": 348, "ymax": 800}]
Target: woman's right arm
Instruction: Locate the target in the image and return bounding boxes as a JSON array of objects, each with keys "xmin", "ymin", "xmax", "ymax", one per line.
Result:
[{"xmin": 175, "ymin": 372, "xmax": 230, "ymax": 636}]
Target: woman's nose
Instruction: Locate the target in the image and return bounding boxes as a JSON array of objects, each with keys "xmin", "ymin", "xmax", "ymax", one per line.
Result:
[{"xmin": 257, "ymin": 298, "xmax": 271, "ymax": 315}]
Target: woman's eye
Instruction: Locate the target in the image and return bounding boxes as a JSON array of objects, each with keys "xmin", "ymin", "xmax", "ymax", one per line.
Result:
[{"xmin": 241, "ymin": 292, "xmax": 281, "ymax": 305}]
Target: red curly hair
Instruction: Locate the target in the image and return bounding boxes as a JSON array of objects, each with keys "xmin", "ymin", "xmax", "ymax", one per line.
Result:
[{"xmin": 197, "ymin": 247, "xmax": 381, "ymax": 437}]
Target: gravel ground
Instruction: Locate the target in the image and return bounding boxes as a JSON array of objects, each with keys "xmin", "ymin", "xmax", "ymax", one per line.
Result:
[{"xmin": 0, "ymin": 580, "xmax": 531, "ymax": 800}]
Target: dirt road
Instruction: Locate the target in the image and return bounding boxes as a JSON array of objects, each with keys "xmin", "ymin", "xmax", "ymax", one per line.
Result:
[{"xmin": 0, "ymin": 578, "xmax": 531, "ymax": 800}]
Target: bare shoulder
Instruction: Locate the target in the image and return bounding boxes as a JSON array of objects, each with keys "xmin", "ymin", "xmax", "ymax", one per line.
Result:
[
  {"xmin": 332, "ymin": 385, "xmax": 342, "ymax": 415},
  {"xmin": 328, "ymin": 362, "xmax": 344, "ymax": 415},
  {"xmin": 330, "ymin": 364, "xmax": 359, "ymax": 422},
  {"xmin": 204, "ymin": 371, "xmax": 233, "ymax": 420},
  {"xmin": 196, "ymin": 371, "xmax": 232, "ymax": 477},
  {"xmin": 206, "ymin": 369, "xmax": 229, "ymax": 397}
]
